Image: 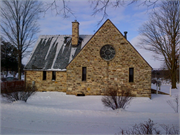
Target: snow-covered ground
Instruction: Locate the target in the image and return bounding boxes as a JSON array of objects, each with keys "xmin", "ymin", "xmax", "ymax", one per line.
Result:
[{"xmin": 0, "ymin": 84, "xmax": 179, "ymax": 134}]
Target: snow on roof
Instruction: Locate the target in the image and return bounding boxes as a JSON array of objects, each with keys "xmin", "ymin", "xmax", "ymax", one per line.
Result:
[{"xmin": 24, "ymin": 35, "xmax": 92, "ymax": 71}]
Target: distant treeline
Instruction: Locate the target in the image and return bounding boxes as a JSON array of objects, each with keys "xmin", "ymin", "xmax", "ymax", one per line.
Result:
[{"xmin": 152, "ymin": 69, "xmax": 179, "ymax": 82}]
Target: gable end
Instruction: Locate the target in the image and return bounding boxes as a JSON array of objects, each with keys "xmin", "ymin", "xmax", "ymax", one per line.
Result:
[{"xmin": 67, "ymin": 19, "xmax": 152, "ymax": 69}]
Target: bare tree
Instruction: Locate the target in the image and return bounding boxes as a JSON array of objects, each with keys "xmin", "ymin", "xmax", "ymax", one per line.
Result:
[
  {"xmin": 90, "ymin": 0, "xmax": 159, "ymax": 25},
  {"xmin": 119, "ymin": 119, "xmax": 179, "ymax": 135},
  {"xmin": 139, "ymin": 0, "xmax": 180, "ymax": 88},
  {"xmin": 120, "ymin": 119, "xmax": 160, "ymax": 134},
  {"xmin": 160, "ymin": 124, "xmax": 179, "ymax": 135},
  {"xmin": 2, "ymin": 83, "xmax": 37, "ymax": 103},
  {"xmin": 102, "ymin": 85, "xmax": 133, "ymax": 110},
  {"xmin": 43, "ymin": 0, "xmax": 159, "ymax": 25},
  {"xmin": 43, "ymin": 0, "xmax": 75, "ymax": 18},
  {"xmin": 0, "ymin": 0, "xmax": 42, "ymax": 80}
]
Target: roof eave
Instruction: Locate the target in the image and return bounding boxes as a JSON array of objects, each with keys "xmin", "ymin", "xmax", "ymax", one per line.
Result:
[{"xmin": 24, "ymin": 69, "xmax": 67, "ymax": 72}]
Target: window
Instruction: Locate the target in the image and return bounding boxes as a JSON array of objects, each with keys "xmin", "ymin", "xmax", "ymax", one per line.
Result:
[
  {"xmin": 43, "ymin": 71, "xmax": 46, "ymax": 80},
  {"xmin": 82, "ymin": 67, "xmax": 86, "ymax": 81},
  {"xmin": 100, "ymin": 45, "xmax": 116, "ymax": 61},
  {"xmin": 129, "ymin": 68, "xmax": 134, "ymax": 82},
  {"xmin": 52, "ymin": 71, "xmax": 56, "ymax": 80}
]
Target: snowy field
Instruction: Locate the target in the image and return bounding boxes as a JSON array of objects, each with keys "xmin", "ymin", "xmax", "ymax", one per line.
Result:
[{"xmin": 0, "ymin": 84, "xmax": 179, "ymax": 134}]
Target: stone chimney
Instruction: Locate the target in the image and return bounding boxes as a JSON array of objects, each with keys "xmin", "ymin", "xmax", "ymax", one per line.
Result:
[{"xmin": 72, "ymin": 20, "xmax": 79, "ymax": 46}]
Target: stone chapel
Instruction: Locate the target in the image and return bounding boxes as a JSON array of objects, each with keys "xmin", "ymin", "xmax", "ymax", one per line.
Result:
[{"xmin": 24, "ymin": 19, "xmax": 152, "ymax": 98}]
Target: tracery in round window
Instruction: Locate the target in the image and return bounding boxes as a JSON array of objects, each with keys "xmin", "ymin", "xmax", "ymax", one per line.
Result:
[{"xmin": 100, "ymin": 45, "xmax": 115, "ymax": 61}]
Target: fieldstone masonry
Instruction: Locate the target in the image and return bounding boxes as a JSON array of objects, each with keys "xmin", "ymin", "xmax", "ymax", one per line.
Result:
[
  {"xmin": 66, "ymin": 20, "xmax": 152, "ymax": 97},
  {"xmin": 26, "ymin": 71, "xmax": 67, "ymax": 92}
]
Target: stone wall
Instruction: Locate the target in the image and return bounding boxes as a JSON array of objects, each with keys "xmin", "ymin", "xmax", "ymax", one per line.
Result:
[
  {"xmin": 66, "ymin": 20, "xmax": 152, "ymax": 98},
  {"xmin": 25, "ymin": 71, "xmax": 67, "ymax": 92}
]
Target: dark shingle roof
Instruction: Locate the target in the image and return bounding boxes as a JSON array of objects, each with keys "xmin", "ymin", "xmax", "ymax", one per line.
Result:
[{"xmin": 25, "ymin": 35, "xmax": 92, "ymax": 71}]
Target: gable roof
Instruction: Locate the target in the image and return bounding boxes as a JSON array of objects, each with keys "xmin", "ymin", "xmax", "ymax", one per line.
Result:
[
  {"xmin": 24, "ymin": 35, "xmax": 92, "ymax": 71},
  {"xmin": 67, "ymin": 19, "xmax": 152, "ymax": 69},
  {"xmin": 25, "ymin": 19, "xmax": 152, "ymax": 71}
]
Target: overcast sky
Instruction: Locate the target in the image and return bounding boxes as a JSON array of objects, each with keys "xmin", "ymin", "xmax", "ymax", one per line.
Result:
[{"xmin": 23, "ymin": 0, "xmax": 163, "ymax": 69}]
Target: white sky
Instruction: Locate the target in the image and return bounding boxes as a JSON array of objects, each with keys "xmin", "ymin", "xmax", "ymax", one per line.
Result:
[{"xmin": 23, "ymin": 0, "xmax": 163, "ymax": 69}]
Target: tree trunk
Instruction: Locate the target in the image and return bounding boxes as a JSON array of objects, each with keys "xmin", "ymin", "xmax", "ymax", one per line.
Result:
[
  {"xmin": 5, "ymin": 59, "xmax": 8, "ymax": 77},
  {"xmin": 18, "ymin": 53, "xmax": 22, "ymax": 80},
  {"xmin": 171, "ymin": 69, "xmax": 177, "ymax": 89},
  {"xmin": 6, "ymin": 68, "xmax": 8, "ymax": 77}
]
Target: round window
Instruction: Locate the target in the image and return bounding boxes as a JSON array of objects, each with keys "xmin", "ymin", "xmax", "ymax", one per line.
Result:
[{"xmin": 100, "ymin": 45, "xmax": 115, "ymax": 61}]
